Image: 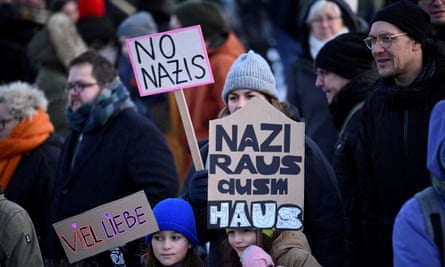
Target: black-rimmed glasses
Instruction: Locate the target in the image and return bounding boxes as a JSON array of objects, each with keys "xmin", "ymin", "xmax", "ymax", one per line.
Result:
[
  {"xmin": 363, "ymin": 32, "xmax": 407, "ymax": 50},
  {"xmin": 64, "ymin": 82, "xmax": 97, "ymax": 94}
]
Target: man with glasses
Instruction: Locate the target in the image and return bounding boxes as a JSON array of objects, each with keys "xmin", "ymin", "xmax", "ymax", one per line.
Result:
[
  {"xmin": 356, "ymin": 1, "xmax": 445, "ymax": 266},
  {"xmin": 44, "ymin": 51, "xmax": 179, "ymax": 266}
]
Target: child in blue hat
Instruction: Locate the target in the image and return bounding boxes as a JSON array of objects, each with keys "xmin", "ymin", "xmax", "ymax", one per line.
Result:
[{"xmin": 145, "ymin": 198, "xmax": 204, "ymax": 267}]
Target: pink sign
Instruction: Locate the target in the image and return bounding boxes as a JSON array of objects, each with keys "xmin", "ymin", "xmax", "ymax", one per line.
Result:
[{"xmin": 126, "ymin": 25, "xmax": 214, "ymax": 96}]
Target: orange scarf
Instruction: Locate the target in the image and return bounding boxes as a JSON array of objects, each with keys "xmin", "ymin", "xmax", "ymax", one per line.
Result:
[{"xmin": 0, "ymin": 109, "xmax": 54, "ymax": 190}]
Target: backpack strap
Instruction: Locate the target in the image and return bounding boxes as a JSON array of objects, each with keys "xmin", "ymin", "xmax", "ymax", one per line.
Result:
[{"xmin": 415, "ymin": 186, "xmax": 445, "ymax": 263}]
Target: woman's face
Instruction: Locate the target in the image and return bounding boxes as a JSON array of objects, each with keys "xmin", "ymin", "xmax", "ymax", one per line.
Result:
[
  {"xmin": 0, "ymin": 102, "xmax": 18, "ymax": 139},
  {"xmin": 309, "ymin": 4, "xmax": 344, "ymax": 41},
  {"xmin": 227, "ymin": 89, "xmax": 267, "ymax": 114}
]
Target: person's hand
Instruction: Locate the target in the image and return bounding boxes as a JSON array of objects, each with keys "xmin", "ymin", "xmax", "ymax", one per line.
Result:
[
  {"xmin": 188, "ymin": 169, "xmax": 208, "ymax": 208},
  {"xmin": 241, "ymin": 245, "xmax": 275, "ymax": 267}
]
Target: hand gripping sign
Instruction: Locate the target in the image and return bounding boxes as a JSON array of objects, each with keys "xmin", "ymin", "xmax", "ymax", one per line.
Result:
[
  {"xmin": 207, "ymin": 98, "xmax": 305, "ymax": 230},
  {"xmin": 126, "ymin": 25, "xmax": 214, "ymax": 171}
]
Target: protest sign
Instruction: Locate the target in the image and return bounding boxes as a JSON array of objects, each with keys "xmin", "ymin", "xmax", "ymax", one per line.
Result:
[
  {"xmin": 207, "ymin": 98, "xmax": 305, "ymax": 230},
  {"xmin": 126, "ymin": 25, "xmax": 214, "ymax": 171},
  {"xmin": 126, "ymin": 25, "xmax": 214, "ymax": 96},
  {"xmin": 52, "ymin": 191, "xmax": 158, "ymax": 263}
]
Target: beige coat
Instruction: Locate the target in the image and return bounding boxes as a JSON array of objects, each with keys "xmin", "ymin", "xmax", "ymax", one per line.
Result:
[{"xmin": 271, "ymin": 231, "xmax": 322, "ymax": 267}]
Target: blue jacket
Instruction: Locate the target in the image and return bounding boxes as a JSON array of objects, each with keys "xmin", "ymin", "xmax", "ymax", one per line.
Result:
[{"xmin": 393, "ymin": 99, "xmax": 445, "ymax": 267}]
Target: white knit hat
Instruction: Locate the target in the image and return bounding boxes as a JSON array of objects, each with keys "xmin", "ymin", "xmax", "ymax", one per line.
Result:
[{"xmin": 222, "ymin": 50, "xmax": 278, "ymax": 104}]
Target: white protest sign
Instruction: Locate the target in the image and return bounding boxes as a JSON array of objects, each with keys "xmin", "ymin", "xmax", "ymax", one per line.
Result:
[
  {"xmin": 207, "ymin": 98, "xmax": 305, "ymax": 230},
  {"xmin": 52, "ymin": 191, "xmax": 158, "ymax": 263},
  {"xmin": 126, "ymin": 25, "xmax": 214, "ymax": 96}
]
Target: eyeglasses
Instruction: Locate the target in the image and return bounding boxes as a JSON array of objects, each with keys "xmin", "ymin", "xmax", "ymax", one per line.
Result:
[
  {"xmin": 0, "ymin": 117, "xmax": 14, "ymax": 131},
  {"xmin": 64, "ymin": 82, "xmax": 97, "ymax": 93},
  {"xmin": 363, "ymin": 32, "xmax": 407, "ymax": 50},
  {"xmin": 310, "ymin": 16, "xmax": 341, "ymax": 25}
]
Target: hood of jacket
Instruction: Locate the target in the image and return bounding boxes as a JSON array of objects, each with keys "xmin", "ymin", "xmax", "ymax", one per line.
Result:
[
  {"xmin": 298, "ymin": 0, "xmax": 358, "ymax": 60},
  {"xmin": 427, "ymin": 99, "xmax": 445, "ymax": 181}
]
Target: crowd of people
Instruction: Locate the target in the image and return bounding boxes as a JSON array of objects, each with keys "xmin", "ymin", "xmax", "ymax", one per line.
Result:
[{"xmin": 1, "ymin": 0, "xmax": 445, "ymax": 266}]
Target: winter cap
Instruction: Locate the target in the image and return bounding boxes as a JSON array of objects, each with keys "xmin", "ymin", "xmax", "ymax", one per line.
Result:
[
  {"xmin": 371, "ymin": 0, "xmax": 431, "ymax": 45},
  {"xmin": 315, "ymin": 32, "xmax": 374, "ymax": 79},
  {"xmin": 222, "ymin": 50, "xmax": 278, "ymax": 104},
  {"xmin": 78, "ymin": 0, "xmax": 105, "ymax": 20},
  {"xmin": 427, "ymin": 100, "xmax": 445, "ymax": 181},
  {"xmin": 150, "ymin": 198, "xmax": 199, "ymax": 247},
  {"xmin": 173, "ymin": 0, "xmax": 226, "ymax": 41},
  {"xmin": 117, "ymin": 11, "xmax": 158, "ymax": 39}
]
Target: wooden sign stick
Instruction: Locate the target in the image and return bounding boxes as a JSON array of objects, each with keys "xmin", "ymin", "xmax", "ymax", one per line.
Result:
[{"xmin": 174, "ymin": 90, "xmax": 205, "ymax": 171}]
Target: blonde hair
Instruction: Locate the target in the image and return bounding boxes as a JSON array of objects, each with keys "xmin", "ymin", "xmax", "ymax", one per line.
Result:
[{"xmin": 0, "ymin": 81, "xmax": 48, "ymax": 121}]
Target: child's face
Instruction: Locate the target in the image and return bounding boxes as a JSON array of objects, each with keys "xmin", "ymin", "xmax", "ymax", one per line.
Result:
[
  {"xmin": 151, "ymin": 230, "xmax": 191, "ymax": 266},
  {"xmin": 227, "ymin": 229, "xmax": 257, "ymax": 257}
]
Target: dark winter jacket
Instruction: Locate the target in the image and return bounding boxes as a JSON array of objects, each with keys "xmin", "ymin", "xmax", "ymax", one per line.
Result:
[
  {"xmin": 356, "ymin": 39, "xmax": 445, "ymax": 267},
  {"xmin": 329, "ymin": 69, "xmax": 379, "ymax": 267},
  {"xmin": 45, "ymin": 108, "xmax": 178, "ymax": 266},
  {"xmin": 5, "ymin": 133, "xmax": 63, "ymax": 248}
]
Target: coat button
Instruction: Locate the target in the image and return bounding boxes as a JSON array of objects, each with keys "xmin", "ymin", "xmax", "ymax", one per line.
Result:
[{"xmin": 61, "ymin": 189, "xmax": 68, "ymax": 195}]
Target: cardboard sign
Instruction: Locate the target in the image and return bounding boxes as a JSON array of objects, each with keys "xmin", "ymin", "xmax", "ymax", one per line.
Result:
[
  {"xmin": 207, "ymin": 98, "xmax": 305, "ymax": 230},
  {"xmin": 53, "ymin": 191, "xmax": 158, "ymax": 263},
  {"xmin": 126, "ymin": 25, "xmax": 214, "ymax": 96}
]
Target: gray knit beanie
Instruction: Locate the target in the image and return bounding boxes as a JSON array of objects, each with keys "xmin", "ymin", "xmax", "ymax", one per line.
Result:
[
  {"xmin": 222, "ymin": 50, "xmax": 278, "ymax": 104},
  {"xmin": 117, "ymin": 11, "xmax": 158, "ymax": 38}
]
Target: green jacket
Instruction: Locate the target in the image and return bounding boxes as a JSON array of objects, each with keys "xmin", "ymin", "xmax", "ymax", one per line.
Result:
[{"xmin": 0, "ymin": 192, "xmax": 44, "ymax": 267}]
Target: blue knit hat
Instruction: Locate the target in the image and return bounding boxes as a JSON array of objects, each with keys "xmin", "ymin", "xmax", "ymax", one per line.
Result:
[
  {"xmin": 222, "ymin": 50, "xmax": 278, "ymax": 104},
  {"xmin": 148, "ymin": 198, "xmax": 199, "ymax": 247}
]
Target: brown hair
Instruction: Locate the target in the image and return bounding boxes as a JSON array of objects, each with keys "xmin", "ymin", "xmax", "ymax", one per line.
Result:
[{"xmin": 221, "ymin": 230, "xmax": 274, "ymax": 267}]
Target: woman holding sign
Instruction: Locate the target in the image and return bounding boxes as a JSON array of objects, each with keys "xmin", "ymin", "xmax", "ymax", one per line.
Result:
[{"xmin": 181, "ymin": 50, "xmax": 344, "ymax": 267}]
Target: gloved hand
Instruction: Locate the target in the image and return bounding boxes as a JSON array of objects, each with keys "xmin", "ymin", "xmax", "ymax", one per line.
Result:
[
  {"xmin": 188, "ymin": 169, "xmax": 209, "ymax": 208},
  {"xmin": 241, "ymin": 245, "xmax": 275, "ymax": 267}
]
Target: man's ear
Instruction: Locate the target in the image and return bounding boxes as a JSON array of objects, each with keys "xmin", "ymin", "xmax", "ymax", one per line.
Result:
[{"xmin": 412, "ymin": 40, "xmax": 422, "ymax": 52}]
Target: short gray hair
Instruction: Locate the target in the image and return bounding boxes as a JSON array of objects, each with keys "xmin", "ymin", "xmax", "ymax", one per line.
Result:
[{"xmin": 0, "ymin": 81, "xmax": 48, "ymax": 121}]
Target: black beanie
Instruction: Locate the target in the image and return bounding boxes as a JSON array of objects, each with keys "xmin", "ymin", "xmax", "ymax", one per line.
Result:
[
  {"xmin": 315, "ymin": 32, "xmax": 374, "ymax": 79},
  {"xmin": 173, "ymin": 0, "xmax": 226, "ymax": 41},
  {"xmin": 371, "ymin": 0, "xmax": 431, "ymax": 45}
]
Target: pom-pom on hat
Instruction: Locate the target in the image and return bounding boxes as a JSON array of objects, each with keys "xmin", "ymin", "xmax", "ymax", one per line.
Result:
[
  {"xmin": 78, "ymin": 0, "xmax": 105, "ymax": 20},
  {"xmin": 117, "ymin": 11, "xmax": 158, "ymax": 38},
  {"xmin": 315, "ymin": 32, "xmax": 374, "ymax": 79},
  {"xmin": 150, "ymin": 198, "xmax": 199, "ymax": 247},
  {"xmin": 222, "ymin": 50, "xmax": 278, "ymax": 104},
  {"xmin": 371, "ymin": 0, "xmax": 431, "ymax": 46},
  {"xmin": 173, "ymin": 0, "xmax": 226, "ymax": 41}
]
